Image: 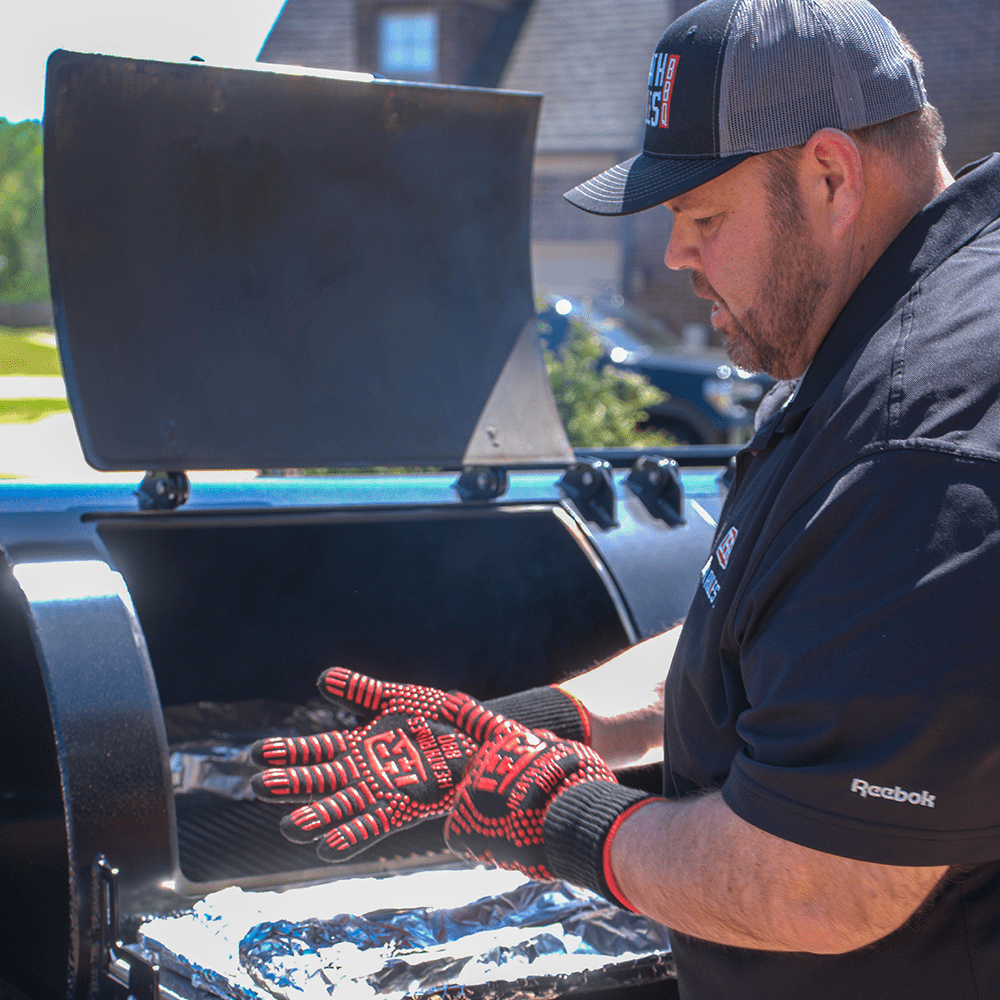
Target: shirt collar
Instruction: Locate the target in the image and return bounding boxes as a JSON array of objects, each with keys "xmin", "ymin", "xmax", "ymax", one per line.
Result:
[{"xmin": 761, "ymin": 153, "xmax": 1000, "ymax": 442}]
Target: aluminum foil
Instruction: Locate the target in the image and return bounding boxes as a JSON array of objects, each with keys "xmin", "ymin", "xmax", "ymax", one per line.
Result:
[
  {"xmin": 240, "ymin": 880, "xmax": 674, "ymax": 1000},
  {"xmin": 139, "ymin": 869, "xmax": 674, "ymax": 1000},
  {"xmin": 165, "ymin": 699, "xmax": 358, "ymax": 799}
]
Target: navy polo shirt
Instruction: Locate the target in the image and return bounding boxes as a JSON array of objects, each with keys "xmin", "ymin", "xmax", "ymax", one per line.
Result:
[{"xmin": 661, "ymin": 154, "xmax": 1000, "ymax": 999}]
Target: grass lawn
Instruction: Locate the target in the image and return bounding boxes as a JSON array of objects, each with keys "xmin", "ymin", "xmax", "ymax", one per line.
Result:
[
  {"xmin": 0, "ymin": 324, "xmax": 62, "ymax": 377},
  {"xmin": 0, "ymin": 398, "xmax": 70, "ymax": 423}
]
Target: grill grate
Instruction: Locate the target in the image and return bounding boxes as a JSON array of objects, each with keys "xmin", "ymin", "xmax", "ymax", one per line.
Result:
[{"xmin": 175, "ymin": 793, "xmax": 451, "ymax": 885}]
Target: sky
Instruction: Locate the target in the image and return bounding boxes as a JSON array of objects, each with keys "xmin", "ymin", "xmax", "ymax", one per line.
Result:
[{"xmin": 1, "ymin": 0, "xmax": 288, "ymax": 123}]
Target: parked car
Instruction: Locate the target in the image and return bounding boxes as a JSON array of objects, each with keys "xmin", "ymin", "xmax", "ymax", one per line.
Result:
[{"xmin": 537, "ymin": 294, "xmax": 774, "ymax": 445}]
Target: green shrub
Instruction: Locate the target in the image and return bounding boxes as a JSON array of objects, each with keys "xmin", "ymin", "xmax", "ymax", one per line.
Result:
[
  {"xmin": 0, "ymin": 119, "xmax": 49, "ymax": 303},
  {"xmin": 0, "ymin": 325, "xmax": 61, "ymax": 376},
  {"xmin": 543, "ymin": 316, "xmax": 674, "ymax": 448},
  {"xmin": 0, "ymin": 398, "xmax": 69, "ymax": 424}
]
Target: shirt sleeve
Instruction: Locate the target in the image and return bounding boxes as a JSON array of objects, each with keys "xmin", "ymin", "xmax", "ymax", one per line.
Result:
[{"xmin": 721, "ymin": 447, "xmax": 1000, "ymax": 866}]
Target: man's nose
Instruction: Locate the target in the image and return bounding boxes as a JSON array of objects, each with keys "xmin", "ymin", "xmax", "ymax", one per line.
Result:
[{"xmin": 663, "ymin": 219, "xmax": 699, "ymax": 271}]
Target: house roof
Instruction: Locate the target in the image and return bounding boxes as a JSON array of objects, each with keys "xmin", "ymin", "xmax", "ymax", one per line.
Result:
[
  {"xmin": 500, "ymin": 0, "xmax": 670, "ymax": 155},
  {"xmin": 257, "ymin": 0, "xmax": 358, "ymax": 71},
  {"xmin": 258, "ymin": 0, "xmax": 671, "ymax": 155}
]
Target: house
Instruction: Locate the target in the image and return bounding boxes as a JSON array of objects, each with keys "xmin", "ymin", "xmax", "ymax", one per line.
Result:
[{"xmin": 259, "ymin": 0, "xmax": 1000, "ymax": 343}]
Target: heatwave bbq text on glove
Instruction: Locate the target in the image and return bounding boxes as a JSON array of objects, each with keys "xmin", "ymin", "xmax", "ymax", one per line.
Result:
[{"xmin": 443, "ymin": 723, "xmax": 657, "ymax": 909}]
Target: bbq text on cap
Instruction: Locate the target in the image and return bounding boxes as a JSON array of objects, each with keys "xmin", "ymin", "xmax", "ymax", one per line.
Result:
[{"xmin": 565, "ymin": 0, "xmax": 927, "ymax": 216}]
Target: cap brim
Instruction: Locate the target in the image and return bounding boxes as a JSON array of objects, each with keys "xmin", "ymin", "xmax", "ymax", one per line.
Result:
[{"xmin": 564, "ymin": 150, "xmax": 753, "ymax": 216}]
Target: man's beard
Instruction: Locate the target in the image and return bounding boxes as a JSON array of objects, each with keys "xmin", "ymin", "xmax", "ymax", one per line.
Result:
[{"xmin": 692, "ymin": 215, "xmax": 830, "ymax": 380}]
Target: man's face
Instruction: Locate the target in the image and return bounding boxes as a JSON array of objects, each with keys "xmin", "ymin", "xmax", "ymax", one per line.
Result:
[{"xmin": 664, "ymin": 155, "xmax": 830, "ymax": 380}]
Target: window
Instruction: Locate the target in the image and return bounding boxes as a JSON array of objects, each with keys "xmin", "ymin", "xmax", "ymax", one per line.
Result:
[{"xmin": 378, "ymin": 10, "xmax": 439, "ymax": 78}]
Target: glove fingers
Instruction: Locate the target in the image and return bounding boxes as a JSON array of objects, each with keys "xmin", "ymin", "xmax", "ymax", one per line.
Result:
[
  {"xmin": 279, "ymin": 787, "xmax": 377, "ymax": 843},
  {"xmin": 250, "ymin": 731, "xmax": 349, "ymax": 768},
  {"xmin": 318, "ymin": 667, "xmax": 390, "ymax": 714},
  {"xmin": 316, "ymin": 807, "xmax": 411, "ymax": 862},
  {"xmin": 440, "ymin": 692, "xmax": 512, "ymax": 744},
  {"xmin": 251, "ymin": 758, "xmax": 362, "ymax": 803},
  {"xmin": 320, "ymin": 668, "xmax": 491, "ymax": 738}
]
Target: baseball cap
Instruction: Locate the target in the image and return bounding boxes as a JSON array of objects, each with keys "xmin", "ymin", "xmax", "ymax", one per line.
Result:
[{"xmin": 564, "ymin": 0, "xmax": 927, "ymax": 216}]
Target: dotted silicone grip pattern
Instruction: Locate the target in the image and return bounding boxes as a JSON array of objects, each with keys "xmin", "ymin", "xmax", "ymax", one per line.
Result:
[
  {"xmin": 252, "ymin": 667, "xmax": 504, "ymax": 769},
  {"xmin": 250, "ymin": 668, "xmax": 509, "ymax": 862},
  {"xmin": 444, "ymin": 724, "xmax": 619, "ymax": 880}
]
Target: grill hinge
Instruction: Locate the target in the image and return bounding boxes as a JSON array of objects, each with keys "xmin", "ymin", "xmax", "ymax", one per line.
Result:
[
  {"xmin": 95, "ymin": 856, "xmax": 161, "ymax": 1000},
  {"xmin": 625, "ymin": 455, "xmax": 685, "ymax": 526},
  {"xmin": 558, "ymin": 459, "xmax": 617, "ymax": 529},
  {"xmin": 453, "ymin": 466, "xmax": 509, "ymax": 501},
  {"xmin": 135, "ymin": 470, "xmax": 191, "ymax": 510}
]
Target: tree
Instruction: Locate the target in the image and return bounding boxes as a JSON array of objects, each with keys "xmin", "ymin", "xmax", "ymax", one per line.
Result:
[
  {"xmin": 0, "ymin": 118, "xmax": 49, "ymax": 302},
  {"xmin": 543, "ymin": 316, "xmax": 674, "ymax": 448}
]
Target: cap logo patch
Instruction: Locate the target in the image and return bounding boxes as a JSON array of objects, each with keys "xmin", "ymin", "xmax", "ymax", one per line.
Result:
[{"xmin": 646, "ymin": 53, "xmax": 680, "ymax": 129}]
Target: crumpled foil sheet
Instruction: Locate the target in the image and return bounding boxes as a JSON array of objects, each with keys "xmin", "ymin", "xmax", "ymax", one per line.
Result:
[
  {"xmin": 240, "ymin": 879, "xmax": 674, "ymax": 1000},
  {"xmin": 139, "ymin": 869, "xmax": 673, "ymax": 1000},
  {"xmin": 165, "ymin": 700, "xmax": 358, "ymax": 800}
]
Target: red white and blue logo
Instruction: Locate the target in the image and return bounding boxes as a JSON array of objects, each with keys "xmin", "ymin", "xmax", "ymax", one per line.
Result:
[
  {"xmin": 716, "ymin": 526, "xmax": 738, "ymax": 570},
  {"xmin": 646, "ymin": 53, "xmax": 680, "ymax": 129},
  {"xmin": 701, "ymin": 525, "xmax": 738, "ymax": 607}
]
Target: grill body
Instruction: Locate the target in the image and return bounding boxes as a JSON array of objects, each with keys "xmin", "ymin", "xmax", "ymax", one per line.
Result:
[
  {"xmin": 0, "ymin": 472, "xmax": 722, "ymax": 1000},
  {"xmin": 3, "ymin": 51, "xmax": 727, "ymax": 1000}
]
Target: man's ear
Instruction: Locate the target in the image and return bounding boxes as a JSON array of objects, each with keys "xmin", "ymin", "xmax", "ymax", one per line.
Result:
[{"xmin": 802, "ymin": 128, "xmax": 865, "ymax": 237}]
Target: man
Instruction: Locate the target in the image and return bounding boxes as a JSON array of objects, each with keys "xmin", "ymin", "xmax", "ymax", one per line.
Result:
[{"xmin": 254, "ymin": 1, "xmax": 1000, "ymax": 995}]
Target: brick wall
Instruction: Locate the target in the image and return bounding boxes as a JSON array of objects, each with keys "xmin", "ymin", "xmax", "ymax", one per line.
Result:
[{"xmin": 876, "ymin": 0, "xmax": 1000, "ymax": 172}]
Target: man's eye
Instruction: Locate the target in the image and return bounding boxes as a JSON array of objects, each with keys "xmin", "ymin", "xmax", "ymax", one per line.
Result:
[{"xmin": 694, "ymin": 214, "xmax": 719, "ymax": 229}]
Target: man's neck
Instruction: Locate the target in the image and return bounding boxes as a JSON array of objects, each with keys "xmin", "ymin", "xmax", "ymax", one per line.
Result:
[
  {"xmin": 783, "ymin": 153, "xmax": 954, "ymax": 381},
  {"xmin": 859, "ymin": 153, "xmax": 954, "ymax": 274}
]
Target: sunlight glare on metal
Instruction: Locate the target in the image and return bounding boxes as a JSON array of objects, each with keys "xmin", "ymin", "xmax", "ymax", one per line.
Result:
[
  {"xmin": 12, "ymin": 559, "xmax": 126, "ymax": 603},
  {"xmin": 554, "ymin": 298, "xmax": 573, "ymax": 316}
]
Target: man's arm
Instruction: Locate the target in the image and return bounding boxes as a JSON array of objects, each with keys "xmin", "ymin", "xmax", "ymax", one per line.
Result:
[
  {"xmin": 557, "ymin": 624, "xmax": 680, "ymax": 769},
  {"xmin": 554, "ymin": 628, "xmax": 946, "ymax": 953},
  {"xmin": 610, "ymin": 791, "xmax": 948, "ymax": 954}
]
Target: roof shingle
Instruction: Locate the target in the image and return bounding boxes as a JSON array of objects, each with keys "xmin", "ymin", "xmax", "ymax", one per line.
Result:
[{"xmin": 500, "ymin": 0, "xmax": 671, "ymax": 154}]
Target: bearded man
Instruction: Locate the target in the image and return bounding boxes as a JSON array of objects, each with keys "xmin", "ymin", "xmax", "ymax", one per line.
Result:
[{"xmin": 254, "ymin": 1, "xmax": 1000, "ymax": 996}]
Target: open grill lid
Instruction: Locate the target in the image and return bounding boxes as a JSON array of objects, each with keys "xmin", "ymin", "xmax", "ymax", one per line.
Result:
[{"xmin": 43, "ymin": 51, "xmax": 572, "ymax": 471}]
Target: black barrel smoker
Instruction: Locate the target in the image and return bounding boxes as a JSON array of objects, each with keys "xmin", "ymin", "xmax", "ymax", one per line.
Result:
[{"xmin": 0, "ymin": 51, "xmax": 713, "ymax": 1000}]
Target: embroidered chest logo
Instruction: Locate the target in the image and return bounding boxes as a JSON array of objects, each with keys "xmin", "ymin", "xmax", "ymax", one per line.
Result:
[
  {"xmin": 646, "ymin": 53, "xmax": 680, "ymax": 128},
  {"xmin": 700, "ymin": 556, "xmax": 720, "ymax": 605},
  {"xmin": 716, "ymin": 526, "xmax": 738, "ymax": 569},
  {"xmin": 701, "ymin": 524, "xmax": 738, "ymax": 606}
]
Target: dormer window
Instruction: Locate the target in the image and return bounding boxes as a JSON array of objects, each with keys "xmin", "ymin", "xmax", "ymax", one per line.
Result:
[{"xmin": 378, "ymin": 10, "xmax": 439, "ymax": 79}]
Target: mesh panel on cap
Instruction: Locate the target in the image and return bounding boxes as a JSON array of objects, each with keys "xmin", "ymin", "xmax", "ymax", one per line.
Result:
[{"xmin": 718, "ymin": 0, "xmax": 925, "ymax": 156}]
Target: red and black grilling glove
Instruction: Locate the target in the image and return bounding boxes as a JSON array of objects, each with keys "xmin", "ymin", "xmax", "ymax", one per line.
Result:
[
  {"xmin": 251, "ymin": 668, "xmax": 508, "ymax": 861},
  {"xmin": 444, "ymin": 722, "xmax": 657, "ymax": 909}
]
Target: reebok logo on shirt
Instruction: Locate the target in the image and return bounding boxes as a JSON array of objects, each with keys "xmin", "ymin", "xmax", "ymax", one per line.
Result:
[{"xmin": 851, "ymin": 778, "xmax": 935, "ymax": 808}]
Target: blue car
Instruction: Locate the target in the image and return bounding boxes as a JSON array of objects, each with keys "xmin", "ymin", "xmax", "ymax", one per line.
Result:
[{"xmin": 538, "ymin": 295, "xmax": 774, "ymax": 445}]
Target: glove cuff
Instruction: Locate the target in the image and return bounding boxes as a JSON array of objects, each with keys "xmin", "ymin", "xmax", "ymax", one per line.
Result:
[
  {"xmin": 483, "ymin": 685, "xmax": 591, "ymax": 744},
  {"xmin": 543, "ymin": 781, "xmax": 657, "ymax": 911}
]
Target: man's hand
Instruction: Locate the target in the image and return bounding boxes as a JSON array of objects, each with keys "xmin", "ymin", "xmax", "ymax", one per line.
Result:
[
  {"xmin": 443, "ymin": 723, "xmax": 636, "ymax": 882},
  {"xmin": 251, "ymin": 668, "xmax": 505, "ymax": 861}
]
